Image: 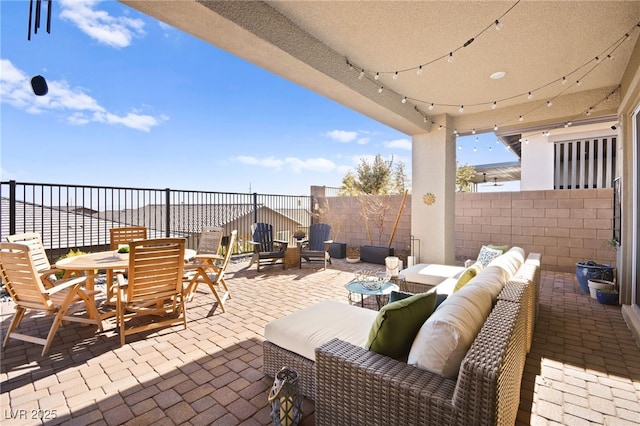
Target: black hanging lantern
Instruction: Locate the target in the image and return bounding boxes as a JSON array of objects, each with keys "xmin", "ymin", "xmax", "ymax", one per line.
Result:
[{"xmin": 267, "ymin": 367, "xmax": 303, "ymax": 426}]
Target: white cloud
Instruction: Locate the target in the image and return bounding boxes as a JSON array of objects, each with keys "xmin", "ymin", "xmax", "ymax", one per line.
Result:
[
  {"xmin": 356, "ymin": 137, "xmax": 370, "ymax": 145},
  {"xmin": 0, "ymin": 59, "xmax": 166, "ymax": 132},
  {"xmin": 59, "ymin": 0, "xmax": 145, "ymax": 48},
  {"xmin": 326, "ymin": 130, "xmax": 358, "ymax": 143},
  {"xmin": 234, "ymin": 155, "xmax": 338, "ymax": 173},
  {"xmin": 384, "ymin": 138, "xmax": 412, "ymax": 150}
]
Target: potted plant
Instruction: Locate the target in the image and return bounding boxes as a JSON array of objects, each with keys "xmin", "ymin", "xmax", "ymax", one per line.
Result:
[
  {"xmin": 576, "ymin": 238, "xmax": 618, "ymax": 294},
  {"xmin": 595, "ymin": 287, "xmax": 619, "ymax": 305},
  {"xmin": 293, "ymin": 230, "xmax": 306, "ymax": 241}
]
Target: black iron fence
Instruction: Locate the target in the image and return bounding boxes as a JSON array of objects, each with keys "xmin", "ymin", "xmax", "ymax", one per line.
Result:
[{"xmin": 1, "ymin": 180, "xmax": 313, "ymax": 262}]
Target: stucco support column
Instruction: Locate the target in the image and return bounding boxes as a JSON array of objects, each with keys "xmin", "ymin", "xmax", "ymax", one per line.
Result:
[{"xmin": 411, "ymin": 114, "xmax": 456, "ymax": 264}]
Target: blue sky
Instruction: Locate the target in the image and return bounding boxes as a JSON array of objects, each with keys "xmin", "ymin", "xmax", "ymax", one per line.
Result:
[{"xmin": 1, "ymin": 0, "xmax": 518, "ymax": 195}]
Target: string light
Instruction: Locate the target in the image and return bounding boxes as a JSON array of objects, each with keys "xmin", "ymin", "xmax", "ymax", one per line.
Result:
[
  {"xmin": 494, "ymin": 124, "xmax": 499, "ymax": 131},
  {"xmin": 401, "ymin": 96, "xmax": 407, "ymax": 103},
  {"xmin": 448, "ymin": 52, "xmax": 454, "ymax": 63},
  {"xmin": 472, "ymin": 128, "xmax": 476, "ymax": 134},
  {"xmin": 345, "ymin": 18, "xmax": 635, "ymax": 135},
  {"xmin": 393, "ymin": 72, "xmax": 399, "ymax": 80},
  {"xmin": 358, "ymin": 71, "xmax": 364, "ymax": 80},
  {"xmin": 495, "ymin": 19, "xmax": 502, "ymax": 31}
]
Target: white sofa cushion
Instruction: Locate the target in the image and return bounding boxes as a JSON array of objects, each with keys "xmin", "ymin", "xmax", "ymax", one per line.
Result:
[
  {"xmin": 400, "ymin": 263, "xmax": 465, "ymax": 287},
  {"xmin": 264, "ymin": 300, "xmax": 377, "ymax": 361},
  {"xmin": 407, "ymin": 283, "xmax": 493, "ymax": 379},
  {"xmin": 487, "ymin": 246, "xmax": 525, "ymax": 277}
]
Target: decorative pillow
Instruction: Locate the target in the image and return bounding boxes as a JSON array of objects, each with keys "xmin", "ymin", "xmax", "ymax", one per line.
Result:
[
  {"xmin": 408, "ymin": 284, "xmax": 493, "ymax": 379},
  {"xmin": 477, "ymin": 245, "xmax": 503, "ymax": 267},
  {"xmin": 488, "ymin": 244, "xmax": 510, "ymax": 253},
  {"xmin": 452, "ymin": 262, "xmax": 481, "ymax": 292},
  {"xmin": 366, "ymin": 290, "xmax": 437, "ymax": 359},
  {"xmin": 390, "ymin": 290, "xmax": 447, "ymax": 309},
  {"xmin": 389, "ymin": 290, "xmax": 413, "ymax": 303}
]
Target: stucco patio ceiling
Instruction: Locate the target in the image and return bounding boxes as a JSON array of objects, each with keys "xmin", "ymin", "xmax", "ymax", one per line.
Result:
[{"xmin": 122, "ymin": 1, "xmax": 639, "ymax": 139}]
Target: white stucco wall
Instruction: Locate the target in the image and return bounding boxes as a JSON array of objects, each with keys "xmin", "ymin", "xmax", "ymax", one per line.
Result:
[{"xmin": 521, "ymin": 122, "xmax": 618, "ymax": 190}]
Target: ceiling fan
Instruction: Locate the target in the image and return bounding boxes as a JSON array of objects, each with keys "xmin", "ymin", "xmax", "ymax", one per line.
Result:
[{"xmin": 481, "ymin": 174, "xmax": 503, "ymax": 186}]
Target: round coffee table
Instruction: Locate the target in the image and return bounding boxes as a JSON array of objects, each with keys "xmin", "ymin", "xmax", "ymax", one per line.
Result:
[{"xmin": 344, "ymin": 280, "xmax": 399, "ymax": 310}]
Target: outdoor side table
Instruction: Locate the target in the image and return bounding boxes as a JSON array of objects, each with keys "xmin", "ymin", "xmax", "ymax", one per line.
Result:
[{"xmin": 344, "ymin": 280, "xmax": 399, "ymax": 310}]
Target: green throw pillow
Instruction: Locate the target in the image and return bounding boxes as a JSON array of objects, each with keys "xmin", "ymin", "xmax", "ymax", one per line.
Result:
[
  {"xmin": 488, "ymin": 244, "xmax": 510, "ymax": 253},
  {"xmin": 366, "ymin": 290, "xmax": 437, "ymax": 359},
  {"xmin": 453, "ymin": 263, "xmax": 481, "ymax": 292}
]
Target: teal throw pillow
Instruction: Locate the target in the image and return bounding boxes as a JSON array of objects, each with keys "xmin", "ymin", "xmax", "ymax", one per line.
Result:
[
  {"xmin": 389, "ymin": 290, "xmax": 413, "ymax": 303},
  {"xmin": 366, "ymin": 290, "xmax": 437, "ymax": 359}
]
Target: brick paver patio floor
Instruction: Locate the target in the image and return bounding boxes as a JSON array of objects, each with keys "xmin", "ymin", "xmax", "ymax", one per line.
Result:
[{"xmin": 1, "ymin": 258, "xmax": 639, "ymax": 425}]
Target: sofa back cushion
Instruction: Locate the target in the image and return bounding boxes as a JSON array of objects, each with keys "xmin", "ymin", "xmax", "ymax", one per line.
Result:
[
  {"xmin": 407, "ymin": 283, "xmax": 493, "ymax": 379},
  {"xmin": 367, "ymin": 290, "xmax": 438, "ymax": 359}
]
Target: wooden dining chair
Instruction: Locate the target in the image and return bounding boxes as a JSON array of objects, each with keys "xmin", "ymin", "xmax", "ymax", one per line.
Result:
[
  {"xmin": 0, "ymin": 242, "xmax": 103, "ymax": 356},
  {"xmin": 107, "ymin": 227, "xmax": 147, "ymax": 300},
  {"xmin": 115, "ymin": 238, "xmax": 186, "ymax": 346},
  {"xmin": 5, "ymin": 232, "xmax": 62, "ymax": 288},
  {"xmin": 184, "ymin": 230, "xmax": 236, "ymax": 313}
]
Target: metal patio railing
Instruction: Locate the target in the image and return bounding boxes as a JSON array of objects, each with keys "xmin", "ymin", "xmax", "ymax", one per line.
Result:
[{"xmin": 1, "ymin": 180, "xmax": 314, "ymax": 263}]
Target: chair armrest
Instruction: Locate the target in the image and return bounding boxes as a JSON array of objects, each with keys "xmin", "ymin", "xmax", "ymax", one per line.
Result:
[
  {"xmin": 273, "ymin": 240, "xmax": 289, "ymax": 250},
  {"xmin": 464, "ymin": 258, "xmax": 476, "ymax": 267},
  {"xmin": 315, "ymin": 339, "xmax": 456, "ymax": 425},
  {"xmin": 44, "ymin": 276, "xmax": 87, "ymax": 294},
  {"xmin": 194, "ymin": 254, "xmax": 223, "ymax": 263}
]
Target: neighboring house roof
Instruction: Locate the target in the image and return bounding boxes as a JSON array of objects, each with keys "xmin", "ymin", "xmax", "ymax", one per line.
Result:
[
  {"xmin": 99, "ymin": 203, "xmax": 292, "ymax": 232},
  {"xmin": 0, "ymin": 197, "xmax": 141, "ymax": 250},
  {"xmin": 275, "ymin": 208, "xmax": 312, "ymax": 228}
]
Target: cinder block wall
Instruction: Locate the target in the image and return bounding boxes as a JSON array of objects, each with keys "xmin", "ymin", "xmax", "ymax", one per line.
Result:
[
  {"xmin": 315, "ymin": 188, "xmax": 615, "ymax": 272},
  {"xmin": 455, "ymin": 188, "xmax": 616, "ymax": 273},
  {"xmin": 315, "ymin": 194, "xmax": 412, "ymax": 256}
]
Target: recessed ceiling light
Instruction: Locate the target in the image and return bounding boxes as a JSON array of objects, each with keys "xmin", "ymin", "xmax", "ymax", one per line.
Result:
[{"xmin": 490, "ymin": 71, "xmax": 506, "ymax": 80}]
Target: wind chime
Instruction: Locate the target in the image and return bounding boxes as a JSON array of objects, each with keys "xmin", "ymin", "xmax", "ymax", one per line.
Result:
[{"xmin": 27, "ymin": 0, "xmax": 53, "ymax": 96}]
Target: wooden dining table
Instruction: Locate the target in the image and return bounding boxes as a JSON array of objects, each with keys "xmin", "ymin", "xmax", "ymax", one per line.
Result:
[
  {"xmin": 55, "ymin": 249, "xmax": 197, "ymax": 291},
  {"xmin": 55, "ymin": 249, "xmax": 196, "ymax": 319}
]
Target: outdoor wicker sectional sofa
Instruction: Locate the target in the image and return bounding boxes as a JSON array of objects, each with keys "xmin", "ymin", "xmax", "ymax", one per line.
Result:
[{"xmin": 263, "ymin": 247, "xmax": 541, "ymax": 425}]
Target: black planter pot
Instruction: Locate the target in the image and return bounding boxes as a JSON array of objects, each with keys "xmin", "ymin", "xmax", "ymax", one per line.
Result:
[
  {"xmin": 328, "ymin": 242, "xmax": 346, "ymax": 259},
  {"xmin": 360, "ymin": 245, "xmax": 394, "ymax": 265},
  {"xmin": 575, "ymin": 261, "xmax": 615, "ymax": 293}
]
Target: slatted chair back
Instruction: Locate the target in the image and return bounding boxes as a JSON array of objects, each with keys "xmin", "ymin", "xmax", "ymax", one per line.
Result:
[
  {"xmin": 252, "ymin": 223, "xmax": 276, "ymax": 252},
  {"xmin": 110, "ymin": 227, "xmax": 148, "ymax": 250},
  {"xmin": 126, "ymin": 238, "xmax": 185, "ymax": 305},
  {"xmin": 196, "ymin": 226, "xmax": 224, "ymax": 256},
  {"xmin": 0, "ymin": 243, "xmax": 51, "ymax": 310},
  {"xmin": 5, "ymin": 232, "xmax": 53, "ymax": 276},
  {"xmin": 307, "ymin": 223, "xmax": 331, "ymax": 251}
]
